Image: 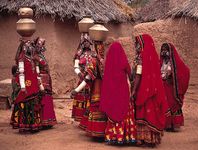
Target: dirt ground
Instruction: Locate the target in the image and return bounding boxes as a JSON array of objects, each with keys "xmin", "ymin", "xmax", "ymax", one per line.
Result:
[{"xmin": 0, "ymin": 81, "xmax": 198, "ymax": 150}]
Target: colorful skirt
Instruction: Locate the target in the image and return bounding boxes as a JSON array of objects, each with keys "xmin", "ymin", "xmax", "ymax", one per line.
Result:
[
  {"xmin": 86, "ymin": 103, "xmax": 107, "ymax": 137},
  {"xmin": 72, "ymin": 90, "xmax": 90, "ymax": 122},
  {"xmin": 105, "ymin": 103, "xmax": 136, "ymax": 144},
  {"xmin": 41, "ymin": 94, "xmax": 57, "ymax": 126},
  {"xmin": 79, "ymin": 100, "xmax": 90, "ymax": 130},
  {"xmin": 136, "ymin": 124, "xmax": 163, "ymax": 146},
  {"xmin": 79, "ymin": 79, "xmax": 107, "ymax": 137},
  {"xmin": 10, "ymin": 96, "xmax": 42, "ymax": 131}
]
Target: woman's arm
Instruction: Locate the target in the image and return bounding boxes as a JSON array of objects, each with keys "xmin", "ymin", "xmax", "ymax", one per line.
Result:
[
  {"xmin": 70, "ymin": 75, "xmax": 91, "ymax": 98},
  {"xmin": 131, "ymin": 65, "xmax": 142, "ymax": 100}
]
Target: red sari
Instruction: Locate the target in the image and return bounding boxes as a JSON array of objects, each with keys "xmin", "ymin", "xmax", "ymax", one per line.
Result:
[
  {"xmin": 100, "ymin": 42, "xmax": 136, "ymax": 144},
  {"xmin": 134, "ymin": 34, "xmax": 168, "ymax": 145},
  {"xmin": 72, "ymin": 49, "xmax": 95, "ymax": 121},
  {"xmin": 160, "ymin": 43, "xmax": 190, "ymax": 129},
  {"xmin": 10, "ymin": 40, "xmax": 42, "ymax": 131},
  {"xmin": 34, "ymin": 48, "xmax": 57, "ymax": 127},
  {"xmin": 79, "ymin": 42, "xmax": 107, "ymax": 137}
]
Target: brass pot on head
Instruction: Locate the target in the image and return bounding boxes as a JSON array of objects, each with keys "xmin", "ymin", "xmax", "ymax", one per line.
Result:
[
  {"xmin": 78, "ymin": 16, "xmax": 94, "ymax": 33},
  {"xmin": 16, "ymin": 19, "xmax": 36, "ymax": 37},
  {"xmin": 16, "ymin": 7, "xmax": 36, "ymax": 37},
  {"xmin": 18, "ymin": 7, "xmax": 33, "ymax": 18},
  {"xmin": 89, "ymin": 23, "xmax": 109, "ymax": 41}
]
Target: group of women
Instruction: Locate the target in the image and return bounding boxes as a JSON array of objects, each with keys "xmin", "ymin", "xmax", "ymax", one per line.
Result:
[
  {"xmin": 10, "ymin": 37, "xmax": 56, "ymax": 132},
  {"xmin": 70, "ymin": 33, "xmax": 190, "ymax": 147},
  {"xmin": 10, "ymin": 32, "xmax": 189, "ymax": 147}
]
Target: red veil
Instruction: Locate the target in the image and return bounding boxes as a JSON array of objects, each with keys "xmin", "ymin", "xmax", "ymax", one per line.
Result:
[
  {"xmin": 160, "ymin": 43, "xmax": 190, "ymax": 110},
  {"xmin": 15, "ymin": 42, "xmax": 39, "ymax": 103},
  {"xmin": 100, "ymin": 42, "xmax": 131, "ymax": 122},
  {"xmin": 135, "ymin": 34, "xmax": 168, "ymax": 131}
]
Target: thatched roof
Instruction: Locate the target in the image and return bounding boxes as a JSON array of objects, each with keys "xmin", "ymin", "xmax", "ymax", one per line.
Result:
[
  {"xmin": 168, "ymin": 0, "xmax": 198, "ymax": 20},
  {"xmin": 135, "ymin": 0, "xmax": 170, "ymax": 22},
  {"xmin": 0, "ymin": 0, "xmax": 134, "ymax": 23}
]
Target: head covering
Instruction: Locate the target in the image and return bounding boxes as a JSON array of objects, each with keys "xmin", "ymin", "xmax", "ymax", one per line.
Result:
[
  {"xmin": 15, "ymin": 42, "xmax": 39, "ymax": 103},
  {"xmin": 135, "ymin": 34, "xmax": 165, "ymax": 106},
  {"xmin": 34, "ymin": 37, "xmax": 46, "ymax": 52},
  {"xmin": 135, "ymin": 34, "xmax": 168, "ymax": 131},
  {"xmin": 100, "ymin": 41, "xmax": 131, "ymax": 122},
  {"xmin": 160, "ymin": 43, "xmax": 190, "ymax": 107},
  {"xmin": 80, "ymin": 33, "xmax": 92, "ymax": 45}
]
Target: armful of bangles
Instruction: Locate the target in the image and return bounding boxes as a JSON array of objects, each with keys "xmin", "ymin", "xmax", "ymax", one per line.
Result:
[
  {"xmin": 74, "ymin": 59, "xmax": 84, "ymax": 80},
  {"xmin": 18, "ymin": 61, "xmax": 26, "ymax": 92},
  {"xmin": 70, "ymin": 74, "xmax": 91, "ymax": 99}
]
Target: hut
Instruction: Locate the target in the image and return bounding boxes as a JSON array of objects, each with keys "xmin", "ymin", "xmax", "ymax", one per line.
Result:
[
  {"xmin": 135, "ymin": 0, "xmax": 170, "ymax": 22},
  {"xmin": 133, "ymin": 0, "xmax": 198, "ymax": 84},
  {"xmin": 0, "ymin": 0, "xmax": 134, "ymax": 95},
  {"xmin": 168, "ymin": 0, "xmax": 198, "ymax": 20}
]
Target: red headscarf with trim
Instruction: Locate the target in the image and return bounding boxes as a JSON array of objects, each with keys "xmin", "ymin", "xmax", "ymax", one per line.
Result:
[
  {"xmin": 135, "ymin": 34, "xmax": 168, "ymax": 131},
  {"xmin": 160, "ymin": 43, "xmax": 190, "ymax": 108},
  {"xmin": 100, "ymin": 41, "xmax": 131, "ymax": 122}
]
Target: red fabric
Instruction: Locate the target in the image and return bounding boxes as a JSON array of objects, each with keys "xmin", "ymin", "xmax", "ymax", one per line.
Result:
[
  {"xmin": 163, "ymin": 81, "xmax": 177, "ymax": 112},
  {"xmin": 86, "ymin": 105, "xmax": 107, "ymax": 137},
  {"xmin": 171, "ymin": 44, "xmax": 190, "ymax": 95},
  {"xmin": 72, "ymin": 93, "xmax": 89, "ymax": 121},
  {"xmin": 105, "ymin": 103, "xmax": 136, "ymax": 143},
  {"xmin": 168, "ymin": 43, "xmax": 189, "ymax": 106},
  {"xmin": 100, "ymin": 42, "xmax": 131, "ymax": 122},
  {"xmin": 160, "ymin": 43, "xmax": 190, "ymax": 128},
  {"xmin": 79, "ymin": 113, "xmax": 88, "ymax": 130},
  {"xmin": 79, "ymin": 79, "xmax": 107, "ymax": 137},
  {"xmin": 163, "ymin": 81, "xmax": 184, "ymax": 127},
  {"xmin": 166, "ymin": 110, "xmax": 184, "ymax": 128},
  {"xmin": 160, "ymin": 43, "xmax": 190, "ymax": 111},
  {"xmin": 15, "ymin": 52, "xmax": 39, "ymax": 103},
  {"xmin": 41, "ymin": 95, "xmax": 57, "ymax": 126},
  {"xmin": 135, "ymin": 34, "xmax": 168, "ymax": 131}
]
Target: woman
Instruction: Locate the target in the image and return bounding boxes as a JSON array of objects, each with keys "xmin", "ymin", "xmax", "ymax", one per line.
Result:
[
  {"xmin": 160, "ymin": 43, "xmax": 190, "ymax": 131},
  {"xmin": 71, "ymin": 34, "xmax": 97, "ymax": 122},
  {"xmin": 10, "ymin": 39, "xmax": 41, "ymax": 132},
  {"xmin": 100, "ymin": 42, "xmax": 136, "ymax": 144},
  {"xmin": 131, "ymin": 34, "xmax": 168, "ymax": 146},
  {"xmin": 34, "ymin": 37, "xmax": 57, "ymax": 128},
  {"xmin": 80, "ymin": 41, "xmax": 107, "ymax": 137}
]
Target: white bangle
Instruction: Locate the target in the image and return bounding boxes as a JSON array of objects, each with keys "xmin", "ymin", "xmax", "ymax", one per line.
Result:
[
  {"xmin": 136, "ymin": 65, "xmax": 142, "ymax": 75},
  {"xmin": 36, "ymin": 66, "xmax": 40, "ymax": 74},
  {"xmin": 85, "ymin": 75, "xmax": 91, "ymax": 80},
  {"xmin": 74, "ymin": 59, "xmax": 80, "ymax": 68},
  {"xmin": 74, "ymin": 68, "xmax": 81, "ymax": 75},
  {"xmin": 75, "ymin": 81, "xmax": 87, "ymax": 92},
  {"xmin": 19, "ymin": 61, "xmax": 24, "ymax": 73},
  {"xmin": 39, "ymin": 84, "xmax": 45, "ymax": 91},
  {"xmin": 19, "ymin": 74, "xmax": 25, "ymax": 89}
]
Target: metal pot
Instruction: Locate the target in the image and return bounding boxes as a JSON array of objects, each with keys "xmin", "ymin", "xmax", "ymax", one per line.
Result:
[
  {"xmin": 16, "ymin": 18, "xmax": 36, "ymax": 37},
  {"xmin": 89, "ymin": 24, "xmax": 109, "ymax": 41},
  {"xmin": 18, "ymin": 7, "xmax": 33, "ymax": 18},
  {"xmin": 78, "ymin": 16, "xmax": 94, "ymax": 33}
]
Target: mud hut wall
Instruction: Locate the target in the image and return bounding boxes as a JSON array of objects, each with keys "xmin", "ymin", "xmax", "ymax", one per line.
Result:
[{"xmin": 0, "ymin": 15, "xmax": 17, "ymax": 81}]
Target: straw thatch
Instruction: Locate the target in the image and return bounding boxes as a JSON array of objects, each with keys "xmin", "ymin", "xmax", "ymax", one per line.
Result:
[
  {"xmin": 135, "ymin": 0, "xmax": 169, "ymax": 22},
  {"xmin": 0, "ymin": 0, "xmax": 134, "ymax": 22},
  {"xmin": 168, "ymin": 0, "xmax": 198, "ymax": 20}
]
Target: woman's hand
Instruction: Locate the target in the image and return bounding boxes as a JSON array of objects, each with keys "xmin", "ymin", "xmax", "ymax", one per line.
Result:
[
  {"xmin": 70, "ymin": 90, "xmax": 77, "ymax": 99},
  {"xmin": 78, "ymin": 72, "xmax": 84, "ymax": 80}
]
